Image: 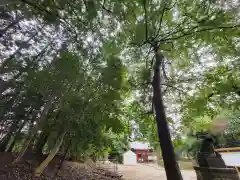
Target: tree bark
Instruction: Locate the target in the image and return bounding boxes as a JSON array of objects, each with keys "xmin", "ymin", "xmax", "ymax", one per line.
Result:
[
  {"xmin": 0, "ymin": 134, "xmax": 11, "ymax": 152},
  {"xmin": 0, "ymin": 120, "xmax": 20, "ymax": 151},
  {"xmin": 56, "ymin": 140, "xmax": 71, "ymax": 174},
  {"xmin": 0, "ymin": 79, "xmax": 8, "ymax": 94},
  {"xmin": 6, "ymin": 120, "xmax": 26, "ymax": 152},
  {"xmin": 156, "ymin": 144, "xmax": 162, "ymax": 166},
  {"xmin": 35, "ymin": 132, "xmax": 66, "ymax": 177},
  {"xmin": 34, "ymin": 131, "xmax": 50, "ymax": 154},
  {"xmin": 152, "ymin": 49, "xmax": 183, "ymax": 180},
  {"xmin": 13, "ymin": 96, "xmax": 54, "ymax": 163},
  {"xmin": 0, "ymin": 98, "xmax": 16, "ymax": 123},
  {"xmin": 25, "ymin": 132, "xmax": 38, "ymax": 153}
]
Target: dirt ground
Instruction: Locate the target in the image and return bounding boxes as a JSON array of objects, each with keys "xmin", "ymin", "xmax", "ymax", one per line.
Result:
[
  {"xmin": 117, "ymin": 164, "xmax": 196, "ymax": 180},
  {"xmin": 0, "ymin": 153, "xmax": 121, "ymax": 180}
]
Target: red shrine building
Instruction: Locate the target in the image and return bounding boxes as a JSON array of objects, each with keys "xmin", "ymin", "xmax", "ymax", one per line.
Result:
[{"xmin": 130, "ymin": 142, "xmax": 156, "ymax": 163}]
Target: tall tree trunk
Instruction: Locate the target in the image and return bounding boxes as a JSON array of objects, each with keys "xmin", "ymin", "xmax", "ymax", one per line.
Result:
[
  {"xmin": 13, "ymin": 96, "xmax": 54, "ymax": 163},
  {"xmin": 152, "ymin": 49, "xmax": 183, "ymax": 180},
  {"xmin": 34, "ymin": 131, "xmax": 50, "ymax": 154},
  {"xmin": 25, "ymin": 132, "xmax": 38, "ymax": 153},
  {"xmin": 6, "ymin": 120, "xmax": 26, "ymax": 152},
  {"xmin": 0, "ymin": 120, "xmax": 20, "ymax": 151},
  {"xmin": 35, "ymin": 132, "xmax": 66, "ymax": 177},
  {"xmin": 56, "ymin": 140, "xmax": 71, "ymax": 174},
  {"xmin": 0, "ymin": 79, "xmax": 8, "ymax": 94},
  {"xmin": 156, "ymin": 144, "xmax": 162, "ymax": 166},
  {"xmin": 0, "ymin": 99, "xmax": 15, "ymax": 123},
  {"xmin": 6, "ymin": 136, "xmax": 16, "ymax": 152},
  {"xmin": 0, "ymin": 134, "xmax": 11, "ymax": 152},
  {"xmin": 0, "ymin": 91, "xmax": 19, "ymax": 124}
]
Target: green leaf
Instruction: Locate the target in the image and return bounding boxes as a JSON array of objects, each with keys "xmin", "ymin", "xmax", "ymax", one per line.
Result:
[
  {"xmin": 134, "ymin": 22, "xmax": 146, "ymax": 44},
  {"xmin": 86, "ymin": 1, "xmax": 97, "ymax": 21}
]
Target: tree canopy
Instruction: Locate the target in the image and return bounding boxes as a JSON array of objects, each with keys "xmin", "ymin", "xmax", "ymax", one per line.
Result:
[{"xmin": 0, "ymin": 0, "xmax": 239, "ymax": 179}]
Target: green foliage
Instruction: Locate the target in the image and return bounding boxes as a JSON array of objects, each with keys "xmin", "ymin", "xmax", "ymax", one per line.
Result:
[
  {"xmin": 1, "ymin": 0, "xmax": 239, "ymax": 170},
  {"xmin": 173, "ymin": 136, "xmax": 202, "ymax": 158},
  {"xmin": 181, "ymin": 59, "xmax": 240, "ymax": 126},
  {"xmin": 189, "ymin": 116, "xmax": 212, "ymax": 134},
  {"xmin": 86, "ymin": 1, "xmax": 98, "ymax": 21}
]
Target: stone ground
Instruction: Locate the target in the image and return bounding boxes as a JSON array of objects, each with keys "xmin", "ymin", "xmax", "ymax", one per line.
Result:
[{"xmin": 117, "ymin": 164, "xmax": 196, "ymax": 180}]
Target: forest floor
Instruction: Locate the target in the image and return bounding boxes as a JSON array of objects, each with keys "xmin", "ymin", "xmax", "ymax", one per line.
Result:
[
  {"xmin": 0, "ymin": 153, "xmax": 122, "ymax": 180},
  {"xmin": 117, "ymin": 164, "xmax": 196, "ymax": 180},
  {"xmin": 0, "ymin": 153, "xmax": 196, "ymax": 180}
]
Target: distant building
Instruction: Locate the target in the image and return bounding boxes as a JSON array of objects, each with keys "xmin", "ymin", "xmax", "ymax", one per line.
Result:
[
  {"xmin": 123, "ymin": 150, "xmax": 137, "ymax": 165},
  {"xmin": 130, "ymin": 141, "xmax": 156, "ymax": 163}
]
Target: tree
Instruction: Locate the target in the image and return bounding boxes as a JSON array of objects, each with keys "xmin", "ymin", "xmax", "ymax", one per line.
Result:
[
  {"xmin": 0, "ymin": 4, "xmax": 130, "ymax": 173},
  {"xmin": 1, "ymin": 0, "xmax": 240, "ymax": 179},
  {"xmin": 114, "ymin": 0, "xmax": 239, "ymax": 179},
  {"xmin": 181, "ymin": 59, "xmax": 240, "ymax": 126},
  {"xmin": 180, "ymin": 58, "xmax": 239, "ymax": 150}
]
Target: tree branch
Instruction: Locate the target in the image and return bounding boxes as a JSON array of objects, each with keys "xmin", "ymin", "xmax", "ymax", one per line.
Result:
[
  {"xmin": 161, "ymin": 25, "xmax": 199, "ymax": 42},
  {"xmin": 161, "ymin": 59, "xmax": 169, "ymax": 82},
  {"xmin": 0, "ymin": 23, "xmax": 46, "ymax": 73},
  {"xmin": 162, "ymin": 24, "xmax": 240, "ymax": 41},
  {"xmin": 0, "ymin": 16, "xmax": 24, "ymax": 37},
  {"xmin": 232, "ymin": 84, "xmax": 240, "ymax": 96},
  {"xmin": 162, "ymin": 24, "xmax": 240, "ymax": 42},
  {"xmin": 155, "ymin": 1, "xmax": 167, "ymax": 38},
  {"xmin": 101, "ymin": 1, "xmax": 113, "ymax": 14},
  {"xmin": 143, "ymin": 0, "xmax": 148, "ymax": 42},
  {"xmin": 160, "ymin": 9, "xmax": 224, "ymax": 42},
  {"xmin": 20, "ymin": 0, "xmax": 79, "ymax": 39},
  {"xmin": 161, "ymin": 83, "xmax": 188, "ymax": 95},
  {"xmin": 145, "ymin": 46, "xmax": 153, "ymax": 68}
]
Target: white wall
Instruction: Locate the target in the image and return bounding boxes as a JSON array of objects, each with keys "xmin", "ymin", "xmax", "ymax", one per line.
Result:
[
  {"xmin": 220, "ymin": 152, "xmax": 240, "ymax": 166},
  {"xmin": 123, "ymin": 150, "xmax": 137, "ymax": 165}
]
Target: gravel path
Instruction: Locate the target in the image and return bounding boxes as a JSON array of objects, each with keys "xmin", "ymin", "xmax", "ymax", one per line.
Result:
[{"xmin": 118, "ymin": 164, "xmax": 196, "ymax": 180}]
